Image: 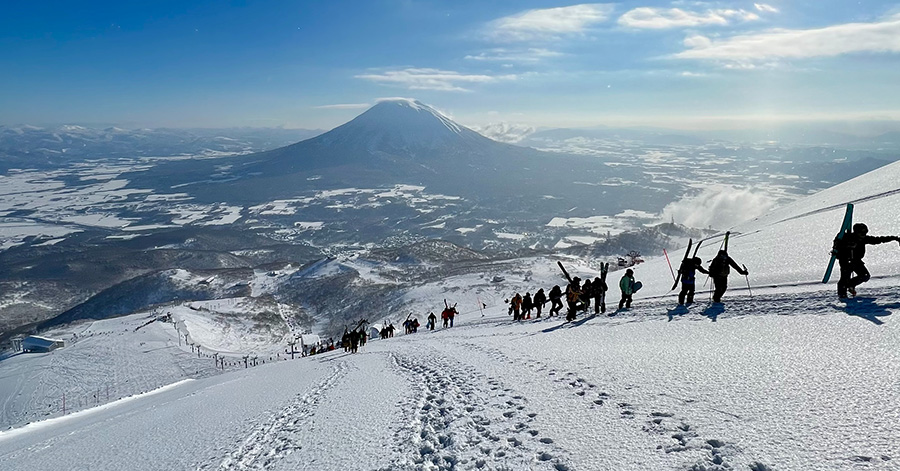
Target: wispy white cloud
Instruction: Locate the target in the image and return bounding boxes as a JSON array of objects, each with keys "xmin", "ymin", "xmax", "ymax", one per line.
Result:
[
  {"xmin": 675, "ymin": 15, "xmax": 900, "ymax": 63},
  {"xmin": 754, "ymin": 3, "xmax": 779, "ymax": 13},
  {"xmin": 471, "ymin": 122, "xmax": 536, "ymax": 143},
  {"xmin": 313, "ymin": 103, "xmax": 370, "ymax": 110},
  {"xmin": 487, "ymin": 4, "xmax": 615, "ymax": 41},
  {"xmin": 618, "ymin": 7, "xmax": 759, "ymax": 29},
  {"xmin": 464, "ymin": 48, "xmax": 563, "ymax": 63},
  {"xmin": 356, "ymin": 68, "xmax": 517, "ymax": 92}
]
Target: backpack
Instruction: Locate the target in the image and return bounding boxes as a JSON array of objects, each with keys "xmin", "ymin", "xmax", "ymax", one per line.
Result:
[
  {"xmin": 832, "ymin": 231, "xmax": 855, "ymax": 260},
  {"xmin": 709, "ymin": 255, "xmax": 729, "ymax": 277}
]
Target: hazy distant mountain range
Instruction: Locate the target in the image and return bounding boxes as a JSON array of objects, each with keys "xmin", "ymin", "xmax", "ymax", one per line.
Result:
[{"xmin": 0, "ymin": 125, "xmax": 322, "ymax": 170}]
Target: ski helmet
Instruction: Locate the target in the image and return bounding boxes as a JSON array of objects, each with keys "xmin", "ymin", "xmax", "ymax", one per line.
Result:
[
  {"xmin": 853, "ymin": 223, "xmax": 868, "ymax": 234},
  {"xmin": 625, "ymin": 269, "xmax": 634, "ymax": 276}
]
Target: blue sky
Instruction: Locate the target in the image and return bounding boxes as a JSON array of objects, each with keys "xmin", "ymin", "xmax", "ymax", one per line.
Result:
[{"xmin": 2, "ymin": 1, "xmax": 899, "ymax": 130}]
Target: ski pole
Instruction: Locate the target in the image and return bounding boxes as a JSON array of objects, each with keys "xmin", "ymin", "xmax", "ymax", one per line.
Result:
[
  {"xmin": 663, "ymin": 249, "xmax": 675, "ymax": 281},
  {"xmin": 743, "ymin": 265, "xmax": 753, "ymax": 298},
  {"xmin": 702, "ymin": 234, "xmax": 729, "ymax": 289}
]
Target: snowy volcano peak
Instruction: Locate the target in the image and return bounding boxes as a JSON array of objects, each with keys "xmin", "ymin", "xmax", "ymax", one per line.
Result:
[
  {"xmin": 312, "ymin": 98, "xmax": 491, "ymax": 156},
  {"xmin": 369, "ymin": 98, "xmax": 462, "ymax": 134}
]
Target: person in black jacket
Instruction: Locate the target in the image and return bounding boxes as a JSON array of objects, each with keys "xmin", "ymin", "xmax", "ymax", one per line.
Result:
[
  {"xmin": 678, "ymin": 257, "xmax": 709, "ymax": 305},
  {"xmin": 592, "ymin": 276, "xmax": 607, "ymax": 314},
  {"xmin": 533, "ymin": 288, "xmax": 547, "ymax": 318},
  {"xmin": 548, "ymin": 285, "xmax": 563, "ymax": 317},
  {"xmin": 522, "ymin": 292, "xmax": 533, "ymax": 319},
  {"xmin": 708, "ymin": 250, "xmax": 748, "ymax": 303},
  {"xmin": 835, "ymin": 223, "xmax": 900, "ymax": 298}
]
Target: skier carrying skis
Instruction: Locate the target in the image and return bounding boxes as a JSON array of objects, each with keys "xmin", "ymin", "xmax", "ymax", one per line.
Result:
[
  {"xmin": 548, "ymin": 285, "xmax": 563, "ymax": 317},
  {"xmin": 678, "ymin": 257, "xmax": 709, "ymax": 305},
  {"xmin": 533, "ymin": 288, "xmax": 547, "ymax": 318},
  {"xmin": 618, "ymin": 269, "xmax": 635, "ymax": 310},
  {"xmin": 565, "ymin": 277, "xmax": 582, "ymax": 321},
  {"xmin": 835, "ymin": 223, "xmax": 900, "ymax": 298},
  {"xmin": 592, "ymin": 276, "xmax": 607, "ymax": 314},
  {"xmin": 708, "ymin": 250, "xmax": 748, "ymax": 303}
]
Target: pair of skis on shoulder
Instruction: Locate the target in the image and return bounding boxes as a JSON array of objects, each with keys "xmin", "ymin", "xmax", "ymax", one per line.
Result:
[
  {"xmin": 669, "ymin": 235, "xmax": 714, "ymax": 290},
  {"xmin": 556, "ymin": 260, "xmax": 610, "ymax": 313},
  {"xmin": 822, "ymin": 203, "xmax": 854, "ymax": 283}
]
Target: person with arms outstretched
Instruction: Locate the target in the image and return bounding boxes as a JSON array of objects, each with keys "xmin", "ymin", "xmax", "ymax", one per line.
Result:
[
  {"xmin": 708, "ymin": 250, "xmax": 748, "ymax": 303},
  {"xmin": 835, "ymin": 223, "xmax": 900, "ymax": 298}
]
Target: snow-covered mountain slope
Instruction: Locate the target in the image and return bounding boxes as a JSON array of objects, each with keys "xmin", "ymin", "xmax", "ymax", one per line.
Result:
[
  {"xmin": 2, "ymin": 290, "xmax": 897, "ymax": 470},
  {"xmin": 3, "ymin": 157, "xmax": 900, "ymax": 470},
  {"xmin": 245, "ymin": 99, "xmax": 510, "ymax": 172},
  {"xmin": 636, "ymin": 158, "xmax": 900, "ymax": 300}
]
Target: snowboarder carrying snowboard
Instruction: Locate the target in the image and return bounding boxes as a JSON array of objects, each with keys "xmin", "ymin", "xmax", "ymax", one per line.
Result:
[
  {"xmin": 678, "ymin": 257, "xmax": 709, "ymax": 305},
  {"xmin": 708, "ymin": 250, "xmax": 748, "ymax": 303},
  {"xmin": 835, "ymin": 223, "xmax": 900, "ymax": 298},
  {"xmin": 618, "ymin": 269, "xmax": 636, "ymax": 310}
]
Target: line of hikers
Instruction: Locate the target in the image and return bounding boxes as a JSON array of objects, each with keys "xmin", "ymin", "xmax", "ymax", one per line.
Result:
[
  {"xmin": 674, "ymin": 222, "xmax": 900, "ymax": 305},
  {"xmin": 507, "ymin": 274, "xmax": 612, "ymax": 323},
  {"xmin": 675, "ymin": 250, "xmax": 748, "ymax": 306},
  {"xmin": 341, "ymin": 328, "xmax": 367, "ymax": 354},
  {"xmin": 391, "ymin": 304, "xmax": 460, "ymax": 338},
  {"xmin": 370, "ymin": 222, "xmax": 900, "ymax": 340}
]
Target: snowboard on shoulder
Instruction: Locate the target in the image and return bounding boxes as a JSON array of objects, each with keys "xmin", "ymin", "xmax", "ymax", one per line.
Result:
[{"xmin": 822, "ymin": 203, "xmax": 854, "ymax": 284}]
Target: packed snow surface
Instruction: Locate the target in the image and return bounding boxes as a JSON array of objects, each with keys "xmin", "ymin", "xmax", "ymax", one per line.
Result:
[
  {"xmin": 1, "ymin": 290, "xmax": 898, "ymax": 470},
  {"xmin": 2, "ymin": 153, "xmax": 900, "ymax": 470}
]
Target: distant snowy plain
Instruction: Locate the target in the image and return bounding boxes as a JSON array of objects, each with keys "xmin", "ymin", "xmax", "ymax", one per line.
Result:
[{"xmin": 2, "ymin": 162, "xmax": 900, "ymax": 470}]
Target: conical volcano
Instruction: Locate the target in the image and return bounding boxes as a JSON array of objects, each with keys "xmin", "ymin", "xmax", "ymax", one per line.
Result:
[
  {"xmin": 253, "ymin": 98, "xmax": 507, "ymax": 171},
  {"xmin": 315, "ymin": 98, "xmax": 489, "ymax": 154}
]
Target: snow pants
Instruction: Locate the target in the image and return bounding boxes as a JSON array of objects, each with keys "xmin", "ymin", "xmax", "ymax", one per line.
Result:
[
  {"xmin": 837, "ymin": 259, "xmax": 870, "ymax": 296},
  {"xmin": 566, "ymin": 301, "xmax": 579, "ymax": 321},
  {"xmin": 594, "ymin": 293, "xmax": 605, "ymax": 313},
  {"xmin": 678, "ymin": 283, "xmax": 696, "ymax": 305},
  {"xmin": 549, "ymin": 298, "xmax": 563, "ymax": 316},
  {"xmin": 618, "ymin": 292, "xmax": 632, "ymax": 310},
  {"xmin": 712, "ymin": 276, "xmax": 728, "ymax": 303}
]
